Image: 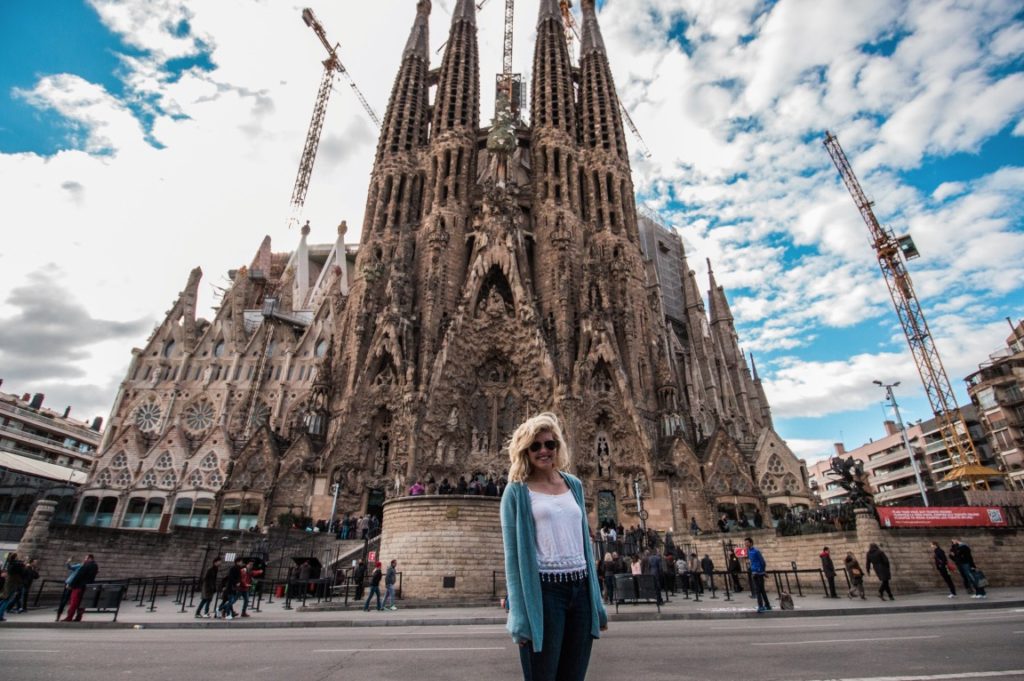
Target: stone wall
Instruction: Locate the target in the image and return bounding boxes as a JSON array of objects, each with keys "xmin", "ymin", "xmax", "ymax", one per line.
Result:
[
  {"xmin": 16, "ymin": 501, "xmax": 338, "ymax": 584},
  {"xmin": 379, "ymin": 495, "xmax": 502, "ymax": 600},
  {"xmin": 685, "ymin": 511, "xmax": 1023, "ymax": 593}
]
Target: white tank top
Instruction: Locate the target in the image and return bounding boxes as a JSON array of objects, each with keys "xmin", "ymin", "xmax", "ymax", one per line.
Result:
[{"xmin": 529, "ymin": 489, "xmax": 586, "ymax": 575}]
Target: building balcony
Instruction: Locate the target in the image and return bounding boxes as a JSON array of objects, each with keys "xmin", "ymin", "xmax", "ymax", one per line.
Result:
[
  {"xmin": 0, "ymin": 402, "xmax": 100, "ymax": 444},
  {"xmin": 875, "ymin": 484, "xmax": 925, "ymax": 504},
  {"xmin": 871, "ymin": 465, "xmax": 919, "ymax": 486},
  {"xmin": 866, "ymin": 447, "xmax": 921, "ymax": 470},
  {"xmin": 0, "ymin": 423, "xmax": 94, "ymax": 459}
]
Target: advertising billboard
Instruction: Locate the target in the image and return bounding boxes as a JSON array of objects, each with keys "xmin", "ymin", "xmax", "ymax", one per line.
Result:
[{"xmin": 876, "ymin": 506, "xmax": 1008, "ymax": 528}]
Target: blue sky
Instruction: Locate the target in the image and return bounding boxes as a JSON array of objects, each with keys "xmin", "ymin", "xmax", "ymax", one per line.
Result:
[{"xmin": 0, "ymin": 0, "xmax": 1022, "ymax": 463}]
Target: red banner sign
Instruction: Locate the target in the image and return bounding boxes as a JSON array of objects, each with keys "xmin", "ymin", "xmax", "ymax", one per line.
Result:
[
  {"xmin": 877, "ymin": 506, "xmax": 1008, "ymax": 528},
  {"xmin": 733, "ymin": 547, "xmax": 748, "ymax": 558}
]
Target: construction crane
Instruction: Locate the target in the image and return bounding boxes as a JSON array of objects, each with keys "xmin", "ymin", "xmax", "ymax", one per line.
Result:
[
  {"xmin": 824, "ymin": 131, "xmax": 1001, "ymax": 490},
  {"xmin": 286, "ymin": 8, "xmax": 380, "ymax": 229},
  {"xmin": 559, "ymin": 1, "xmax": 652, "ymax": 158},
  {"xmin": 495, "ymin": 0, "xmax": 524, "ymax": 117}
]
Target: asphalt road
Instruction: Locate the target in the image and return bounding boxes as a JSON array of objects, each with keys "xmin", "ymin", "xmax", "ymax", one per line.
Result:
[{"xmin": 2, "ymin": 609, "xmax": 1023, "ymax": 680}]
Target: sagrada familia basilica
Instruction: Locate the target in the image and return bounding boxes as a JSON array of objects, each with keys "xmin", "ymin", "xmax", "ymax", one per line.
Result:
[{"xmin": 75, "ymin": 0, "xmax": 812, "ymax": 535}]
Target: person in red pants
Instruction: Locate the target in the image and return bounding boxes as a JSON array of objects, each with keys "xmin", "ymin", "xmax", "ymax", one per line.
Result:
[{"xmin": 63, "ymin": 554, "xmax": 99, "ymax": 622}]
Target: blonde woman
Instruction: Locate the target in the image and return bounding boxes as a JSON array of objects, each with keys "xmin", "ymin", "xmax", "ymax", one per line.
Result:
[{"xmin": 501, "ymin": 412, "xmax": 607, "ymax": 681}]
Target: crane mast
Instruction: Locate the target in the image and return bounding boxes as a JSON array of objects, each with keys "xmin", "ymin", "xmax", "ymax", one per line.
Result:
[
  {"xmin": 823, "ymin": 131, "xmax": 996, "ymax": 490},
  {"xmin": 287, "ymin": 8, "xmax": 380, "ymax": 228}
]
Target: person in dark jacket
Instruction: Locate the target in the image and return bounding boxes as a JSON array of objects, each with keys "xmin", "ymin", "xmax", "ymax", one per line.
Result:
[
  {"xmin": 0, "ymin": 553, "xmax": 25, "ymax": 621},
  {"xmin": 820, "ymin": 547, "xmax": 838, "ymax": 598},
  {"xmin": 727, "ymin": 553, "xmax": 743, "ymax": 592},
  {"xmin": 195, "ymin": 557, "xmax": 221, "ymax": 618},
  {"xmin": 951, "ymin": 538, "xmax": 986, "ymax": 598},
  {"xmin": 16, "ymin": 558, "xmax": 39, "ymax": 613},
  {"xmin": 352, "ymin": 559, "xmax": 367, "ymax": 600},
  {"xmin": 217, "ymin": 557, "xmax": 244, "ymax": 619},
  {"xmin": 865, "ymin": 543, "xmax": 893, "ymax": 601},
  {"xmin": 363, "ymin": 561, "xmax": 384, "ymax": 611},
  {"xmin": 950, "ymin": 540, "xmax": 974, "ymax": 593},
  {"xmin": 63, "ymin": 554, "xmax": 99, "ymax": 621},
  {"xmin": 700, "ymin": 554, "xmax": 715, "ymax": 592},
  {"xmin": 930, "ymin": 542, "xmax": 956, "ymax": 598}
]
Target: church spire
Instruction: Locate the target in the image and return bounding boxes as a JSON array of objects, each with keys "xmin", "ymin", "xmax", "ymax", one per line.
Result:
[
  {"xmin": 579, "ymin": 0, "xmax": 625, "ymax": 161},
  {"xmin": 403, "ymin": 0, "xmax": 431, "ymax": 59},
  {"xmin": 707, "ymin": 258, "xmax": 733, "ymax": 323},
  {"xmin": 432, "ymin": 0, "xmax": 479, "ymax": 136},
  {"xmin": 362, "ymin": 0, "xmax": 432, "ymax": 242}
]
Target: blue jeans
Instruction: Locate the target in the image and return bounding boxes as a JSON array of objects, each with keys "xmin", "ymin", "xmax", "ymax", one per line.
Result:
[
  {"xmin": 218, "ymin": 593, "xmax": 237, "ymax": 615},
  {"xmin": 518, "ymin": 578, "xmax": 594, "ymax": 681},
  {"xmin": 382, "ymin": 584, "xmax": 395, "ymax": 608},
  {"xmin": 364, "ymin": 585, "xmax": 381, "ymax": 611},
  {"xmin": 751, "ymin": 573, "xmax": 770, "ymax": 609}
]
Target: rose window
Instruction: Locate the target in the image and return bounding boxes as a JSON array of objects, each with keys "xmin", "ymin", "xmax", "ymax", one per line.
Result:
[
  {"xmin": 111, "ymin": 453, "xmax": 128, "ymax": 468},
  {"xmin": 207, "ymin": 471, "xmax": 223, "ymax": 487},
  {"xmin": 252, "ymin": 402, "xmax": 271, "ymax": 427},
  {"xmin": 115, "ymin": 470, "xmax": 133, "ymax": 488},
  {"xmin": 141, "ymin": 470, "xmax": 158, "ymax": 487},
  {"xmin": 184, "ymin": 401, "xmax": 215, "ymax": 432},
  {"xmin": 767, "ymin": 454, "xmax": 786, "ymax": 475},
  {"xmin": 189, "ymin": 470, "xmax": 204, "ymax": 487},
  {"xmin": 155, "ymin": 452, "xmax": 173, "ymax": 469},
  {"xmin": 200, "ymin": 453, "xmax": 218, "ymax": 470},
  {"xmin": 134, "ymin": 402, "xmax": 162, "ymax": 432},
  {"xmin": 97, "ymin": 469, "xmax": 112, "ymax": 486},
  {"xmin": 160, "ymin": 472, "xmax": 177, "ymax": 488}
]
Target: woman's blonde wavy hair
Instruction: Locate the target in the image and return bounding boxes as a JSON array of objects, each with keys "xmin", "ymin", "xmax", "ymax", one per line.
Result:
[{"xmin": 506, "ymin": 412, "xmax": 571, "ymax": 483}]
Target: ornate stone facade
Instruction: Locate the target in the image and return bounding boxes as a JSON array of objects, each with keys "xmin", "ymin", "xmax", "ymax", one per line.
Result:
[{"xmin": 76, "ymin": 0, "xmax": 811, "ymax": 535}]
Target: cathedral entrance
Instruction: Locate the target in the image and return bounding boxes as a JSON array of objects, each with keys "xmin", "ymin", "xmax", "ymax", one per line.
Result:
[
  {"xmin": 597, "ymin": 490, "xmax": 617, "ymax": 528},
  {"xmin": 366, "ymin": 488, "xmax": 385, "ymax": 525}
]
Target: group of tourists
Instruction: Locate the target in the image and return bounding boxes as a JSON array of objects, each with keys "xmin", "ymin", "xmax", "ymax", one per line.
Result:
[
  {"xmin": 333, "ymin": 514, "xmax": 380, "ymax": 540},
  {"xmin": 194, "ymin": 556, "xmax": 263, "ymax": 620},
  {"xmin": 406, "ymin": 475, "xmax": 507, "ymax": 497},
  {"xmin": 0, "ymin": 552, "xmax": 40, "ymax": 621}
]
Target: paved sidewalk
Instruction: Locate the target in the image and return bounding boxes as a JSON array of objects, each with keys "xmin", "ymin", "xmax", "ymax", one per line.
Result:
[{"xmin": 3, "ymin": 586, "xmax": 1022, "ymax": 629}]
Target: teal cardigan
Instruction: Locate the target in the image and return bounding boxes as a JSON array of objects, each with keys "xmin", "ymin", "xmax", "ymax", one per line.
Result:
[{"xmin": 500, "ymin": 472, "xmax": 608, "ymax": 650}]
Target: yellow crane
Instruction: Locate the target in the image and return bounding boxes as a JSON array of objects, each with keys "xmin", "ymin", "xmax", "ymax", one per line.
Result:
[{"xmin": 824, "ymin": 131, "xmax": 1002, "ymax": 490}]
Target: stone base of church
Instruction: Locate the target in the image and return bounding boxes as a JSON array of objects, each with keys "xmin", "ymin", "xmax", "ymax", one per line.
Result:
[{"xmin": 379, "ymin": 495, "xmax": 503, "ymax": 600}]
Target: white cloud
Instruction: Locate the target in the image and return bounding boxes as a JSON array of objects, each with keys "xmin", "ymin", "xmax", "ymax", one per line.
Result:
[{"xmin": 0, "ymin": 0, "xmax": 1021, "ymax": 448}]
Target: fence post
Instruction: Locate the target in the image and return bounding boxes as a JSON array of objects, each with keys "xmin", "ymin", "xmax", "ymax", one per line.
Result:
[
  {"xmin": 791, "ymin": 561, "xmax": 804, "ymax": 597},
  {"xmin": 147, "ymin": 578, "xmax": 158, "ymax": 612}
]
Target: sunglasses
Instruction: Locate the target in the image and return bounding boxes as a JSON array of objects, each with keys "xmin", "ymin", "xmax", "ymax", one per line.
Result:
[{"xmin": 529, "ymin": 440, "xmax": 559, "ymax": 453}]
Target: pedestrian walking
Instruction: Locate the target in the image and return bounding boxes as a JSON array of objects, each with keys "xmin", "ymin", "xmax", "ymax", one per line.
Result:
[
  {"xmin": 820, "ymin": 547, "xmax": 838, "ymax": 598},
  {"xmin": 951, "ymin": 538, "xmax": 986, "ymax": 599},
  {"xmin": 700, "ymin": 554, "xmax": 715, "ymax": 592},
  {"xmin": 363, "ymin": 561, "xmax": 383, "ymax": 611},
  {"xmin": 63, "ymin": 554, "xmax": 99, "ymax": 622},
  {"xmin": 866, "ymin": 543, "xmax": 894, "ymax": 601},
  {"xmin": 501, "ymin": 412, "xmax": 607, "ymax": 681},
  {"xmin": 357, "ymin": 514, "xmax": 370, "ymax": 540},
  {"xmin": 0, "ymin": 553, "xmax": 26, "ymax": 621},
  {"xmin": 381, "ymin": 559, "xmax": 398, "ymax": 610},
  {"xmin": 844, "ymin": 553, "xmax": 865, "ymax": 599},
  {"xmin": 601, "ymin": 552, "xmax": 616, "ymax": 605},
  {"xmin": 217, "ymin": 557, "xmax": 244, "ymax": 619},
  {"xmin": 727, "ymin": 552, "xmax": 744, "ymax": 592},
  {"xmin": 930, "ymin": 542, "xmax": 956, "ymax": 598},
  {"xmin": 688, "ymin": 553, "xmax": 702, "ymax": 594},
  {"xmin": 353, "ymin": 559, "xmax": 367, "ymax": 600},
  {"xmin": 745, "ymin": 537, "xmax": 771, "ymax": 612},
  {"xmin": 13, "ymin": 558, "xmax": 38, "ymax": 613},
  {"xmin": 195, "ymin": 557, "xmax": 221, "ymax": 618}
]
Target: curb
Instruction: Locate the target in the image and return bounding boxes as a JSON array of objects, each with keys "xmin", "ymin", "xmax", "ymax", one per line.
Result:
[{"xmin": 4, "ymin": 598, "xmax": 1022, "ymax": 630}]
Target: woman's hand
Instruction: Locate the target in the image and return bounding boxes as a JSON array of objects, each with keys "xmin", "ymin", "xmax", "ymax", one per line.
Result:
[
  {"xmin": 518, "ymin": 638, "xmax": 531, "ymax": 648},
  {"xmin": 600, "ymin": 623, "xmax": 608, "ymax": 631}
]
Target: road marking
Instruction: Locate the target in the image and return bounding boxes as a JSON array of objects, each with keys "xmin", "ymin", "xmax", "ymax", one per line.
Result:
[
  {"xmin": 801, "ymin": 671, "xmax": 1024, "ymax": 681},
  {"xmin": 0, "ymin": 650, "xmax": 61, "ymax": 653},
  {"xmin": 753, "ymin": 635, "xmax": 939, "ymax": 646},
  {"xmin": 313, "ymin": 646, "xmax": 505, "ymax": 653},
  {"xmin": 712, "ymin": 623, "xmax": 843, "ymax": 630}
]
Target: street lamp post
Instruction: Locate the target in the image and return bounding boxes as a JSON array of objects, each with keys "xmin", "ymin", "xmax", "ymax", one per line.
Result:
[{"xmin": 874, "ymin": 380, "xmax": 930, "ymax": 507}]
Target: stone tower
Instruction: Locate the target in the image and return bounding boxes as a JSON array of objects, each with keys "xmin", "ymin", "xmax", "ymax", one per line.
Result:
[{"xmin": 75, "ymin": 1, "xmax": 811, "ymax": 535}]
